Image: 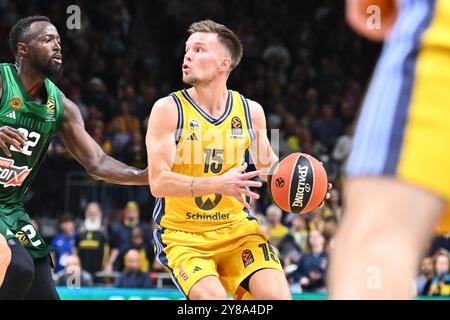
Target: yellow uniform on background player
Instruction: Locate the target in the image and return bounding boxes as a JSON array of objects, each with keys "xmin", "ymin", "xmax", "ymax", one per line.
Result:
[{"xmin": 329, "ymin": 0, "xmax": 450, "ymax": 299}]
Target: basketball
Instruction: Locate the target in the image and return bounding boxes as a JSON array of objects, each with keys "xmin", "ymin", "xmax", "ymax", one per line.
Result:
[{"xmin": 268, "ymin": 153, "xmax": 328, "ymax": 214}]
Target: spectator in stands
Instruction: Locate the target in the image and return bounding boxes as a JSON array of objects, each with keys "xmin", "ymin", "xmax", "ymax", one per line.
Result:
[
  {"xmin": 266, "ymin": 204, "xmax": 289, "ymax": 248},
  {"xmin": 430, "ymin": 231, "xmax": 450, "ymax": 257},
  {"xmin": 75, "ymin": 202, "xmax": 108, "ymax": 279},
  {"xmin": 115, "ymin": 226, "xmax": 154, "ymax": 273},
  {"xmin": 325, "ymin": 188, "xmax": 343, "ymax": 220},
  {"xmin": 290, "ymin": 230, "xmax": 328, "ymax": 294},
  {"xmin": 428, "ymin": 250, "xmax": 450, "ymax": 296},
  {"xmin": 105, "ymin": 201, "xmax": 153, "ymax": 272},
  {"xmin": 416, "ymin": 256, "xmax": 434, "ymax": 296},
  {"xmin": 332, "ymin": 123, "xmax": 354, "ymax": 177},
  {"xmin": 86, "ymin": 77, "xmax": 112, "ymax": 122},
  {"xmin": 307, "ymin": 207, "xmax": 325, "ymax": 233},
  {"xmin": 51, "ymin": 215, "xmax": 77, "ymax": 272},
  {"xmin": 262, "ymin": 36, "xmax": 291, "ymax": 85},
  {"xmin": 108, "ymin": 99, "xmax": 142, "ymax": 156},
  {"xmin": 55, "ymin": 254, "xmax": 94, "ymax": 288},
  {"xmin": 31, "ymin": 219, "xmax": 41, "ymax": 234},
  {"xmin": 312, "ymin": 103, "xmax": 344, "ymax": 152},
  {"xmin": 114, "ymin": 249, "xmax": 153, "ymax": 288},
  {"xmin": 278, "ymin": 215, "xmax": 308, "ymax": 267},
  {"xmin": 323, "ymin": 216, "xmax": 338, "ymax": 254}
]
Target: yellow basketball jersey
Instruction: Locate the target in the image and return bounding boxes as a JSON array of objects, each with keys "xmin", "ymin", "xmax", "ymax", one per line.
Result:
[{"xmin": 154, "ymin": 89, "xmax": 257, "ymax": 232}]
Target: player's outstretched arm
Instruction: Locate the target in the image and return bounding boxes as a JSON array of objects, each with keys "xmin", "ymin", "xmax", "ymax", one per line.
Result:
[
  {"xmin": 248, "ymin": 100, "xmax": 279, "ymax": 182},
  {"xmin": 59, "ymin": 95, "xmax": 148, "ymax": 185},
  {"xmin": 146, "ymin": 97, "xmax": 261, "ymax": 209}
]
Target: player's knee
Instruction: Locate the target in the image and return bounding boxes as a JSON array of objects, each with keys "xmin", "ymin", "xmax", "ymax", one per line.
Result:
[
  {"xmin": 0, "ymin": 247, "xmax": 11, "ymax": 269},
  {"xmin": 188, "ymin": 285, "xmax": 228, "ymax": 300},
  {"xmin": 0, "ymin": 240, "xmax": 12, "ymax": 278},
  {"xmin": 190, "ymin": 291, "xmax": 228, "ymax": 300},
  {"xmin": 6, "ymin": 250, "xmax": 34, "ymax": 284},
  {"xmin": 188, "ymin": 276, "xmax": 228, "ymax": 300},
  {"xmin": 0, "ymin": 242, "xmax": 11, "ymax": 287},
  {"xmin": 251, "ymin": 282, "xmax": 292, "ymax": 300},
  {"xmin": 248, "ymin": 269, "xmax": 292, "ymax": 300}
]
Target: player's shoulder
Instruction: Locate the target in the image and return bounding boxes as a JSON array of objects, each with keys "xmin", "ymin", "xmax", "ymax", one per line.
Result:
[
  {"xmin": 236, "ymin": 96, "xmax": 266, "ymax": 132},
  {"xmin": 152, "ymin": 94, "xmax": 179, "ymax": 112},
  {"xmin": 147, "ymin": 94, "xmax": 180, "ymax": 131},
  {"xmin": 60, "ymin": 92, "xmax": 77, "ymax": 114},
  {"xmin": 235, "ymin": 91, "xmax": 263, "ymax": 113},
  {"xmin": 243, "ymin": 97, "xmax": 265, "ymax": 125},
  {"xmin": 245, "ymin": 98, "xmax": 264, "ymax": 113}
]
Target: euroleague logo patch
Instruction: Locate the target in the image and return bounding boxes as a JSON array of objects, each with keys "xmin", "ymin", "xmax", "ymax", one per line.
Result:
[
  {"xmin": 10, "ymin": 97, "xmax": 22, "ymax": 110},
  {"xmin": 231, "ymin": 116, "xmax": 242, "ymax": 135},
  {"xmin": 275, "ymin": 177, "xmax": 284, "ymax": 188},
  {"xmin": 242, "ymin": 249, "xmax": 255, "ymax": 268},
  {"xmin": 46, "ymin": 98, "xmax": 56, "ymax": 115},
  {"xmin": 15, "ymin": 230, "xmax": 29, "ymax": 246}
]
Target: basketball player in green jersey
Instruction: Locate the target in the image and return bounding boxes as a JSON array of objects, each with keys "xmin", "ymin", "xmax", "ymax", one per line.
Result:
[{"xmin": 0, "ymin": 16, "xmax": 148, "ymax": 299}]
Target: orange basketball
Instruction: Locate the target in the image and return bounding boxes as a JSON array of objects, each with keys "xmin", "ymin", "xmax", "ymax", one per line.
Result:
[{"xmin": 268, "ymin": 153, "xmax": 328, "ymax": 214}]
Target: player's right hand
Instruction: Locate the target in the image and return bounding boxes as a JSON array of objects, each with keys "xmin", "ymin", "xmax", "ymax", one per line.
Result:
[
  {"xmin": 216, "ymin": 162, "xmax": 262, "ymax": 210},
  {"xmin": 0, "ymin": 126, "xmax": 27, "ymax": 156}
]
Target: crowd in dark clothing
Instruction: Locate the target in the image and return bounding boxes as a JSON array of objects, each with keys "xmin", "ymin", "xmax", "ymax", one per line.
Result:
[{"xmin": 48, "ymin": 201, "xmax": 155, "ymax": 289}]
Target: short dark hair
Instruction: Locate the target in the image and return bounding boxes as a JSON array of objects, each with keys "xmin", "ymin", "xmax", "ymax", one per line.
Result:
[
  {"xmin": 60, "ymin": 214, "xmax": 75, "ymax": 224},
  {"xmin": 188, "ymin": 20, "xmax": 243, "ymax": 71},
  {"xmin": 9, "ymin": 15, "xmax": 51, "ymax": 56}
]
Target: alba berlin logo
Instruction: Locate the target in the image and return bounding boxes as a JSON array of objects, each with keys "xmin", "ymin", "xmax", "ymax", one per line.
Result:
[{"xmin": 195, "ymin": 193, "xmax": 222, "ymax": 210}]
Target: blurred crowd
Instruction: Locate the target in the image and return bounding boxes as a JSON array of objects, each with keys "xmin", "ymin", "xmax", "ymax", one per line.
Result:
[
  {"xmin": 42, "ymin": 195, "xmax": 450, "ymax": 297},
  {"xmin": 0, "ymin": 0, "xmax": 449, "ymax": 296}
]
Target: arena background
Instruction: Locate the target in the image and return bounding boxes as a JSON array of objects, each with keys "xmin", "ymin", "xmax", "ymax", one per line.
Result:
[{"xmin": 0, "ymin": 0, "xmax": 448, "ymax": 300}]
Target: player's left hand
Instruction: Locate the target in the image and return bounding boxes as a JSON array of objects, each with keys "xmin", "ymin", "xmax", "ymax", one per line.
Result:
[
  {"xmin": 319, "ymin": 183, "xmax": 333, "ymax": 209},
  {"xmin": 317, "ymin": 161, "xmax": 332, "ymax": 208}
]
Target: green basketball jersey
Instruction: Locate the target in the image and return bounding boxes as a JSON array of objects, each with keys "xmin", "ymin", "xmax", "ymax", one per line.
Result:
[{"xmin": 0, "ymin": 63, "xmax": 64, "ymax": 206}]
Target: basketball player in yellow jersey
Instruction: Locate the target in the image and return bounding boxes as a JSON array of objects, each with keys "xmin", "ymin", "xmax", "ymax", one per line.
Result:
[
  {"xmin": 145, "ymin": 20, "xmax": 291, "ymax": 300},
  {"xmin": 329, "ymin": 0, "xmax": 450, "ymax": 299}
]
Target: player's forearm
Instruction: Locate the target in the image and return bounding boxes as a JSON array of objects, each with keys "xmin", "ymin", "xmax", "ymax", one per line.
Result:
[
  {"xmin": 149, "ymin": 170, "xmax": 217, "ymax": 198},
  {"xmin": 87, "ymin": 154, "xmax": 148, "ymax": 185}
]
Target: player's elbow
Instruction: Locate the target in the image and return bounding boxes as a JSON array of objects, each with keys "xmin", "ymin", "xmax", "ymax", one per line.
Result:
[
  {"xmin": 84, "ymin": 154, "xmax": 107, "ymax": 181},
  {"xmin": 149, "ymin": 184, "xmax": 163, "ymax": 198},
  {"xmin": 148, "ymin": 171, "xmax": 165, "ymax": 198},
  {"xmin": 86, "ymin": 164, "xmax": 101, "ymax": 180}
]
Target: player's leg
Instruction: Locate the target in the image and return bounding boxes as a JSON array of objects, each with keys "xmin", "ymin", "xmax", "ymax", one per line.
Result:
[
  {"xmin": 0, "ymin": 238, "xmax": 35, "ymax": 299},
  {"xmin": 188, "ymin": 275, "xmax": 228, "ymax": 300},
  {"xmin": 153, "ymin": 227, "xmax": 226, "ymax": 299},
  {"xmin": 218, "ymin": 219, "xmax": 291, "ymax": 300},
  {"xmin": 0, "ymin": 234, "xmax": 11, "ymax": 286},
  {"xmin": 328, "ymin": 177, "xmax": 445, "ymax": 299},
  {"xmin": 247, "ymin": 268, "xmax": 291, "ymax": 300},
  {"xmin": 24, "ymin": 255, "xmax": 60, "ymax": 300}
]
